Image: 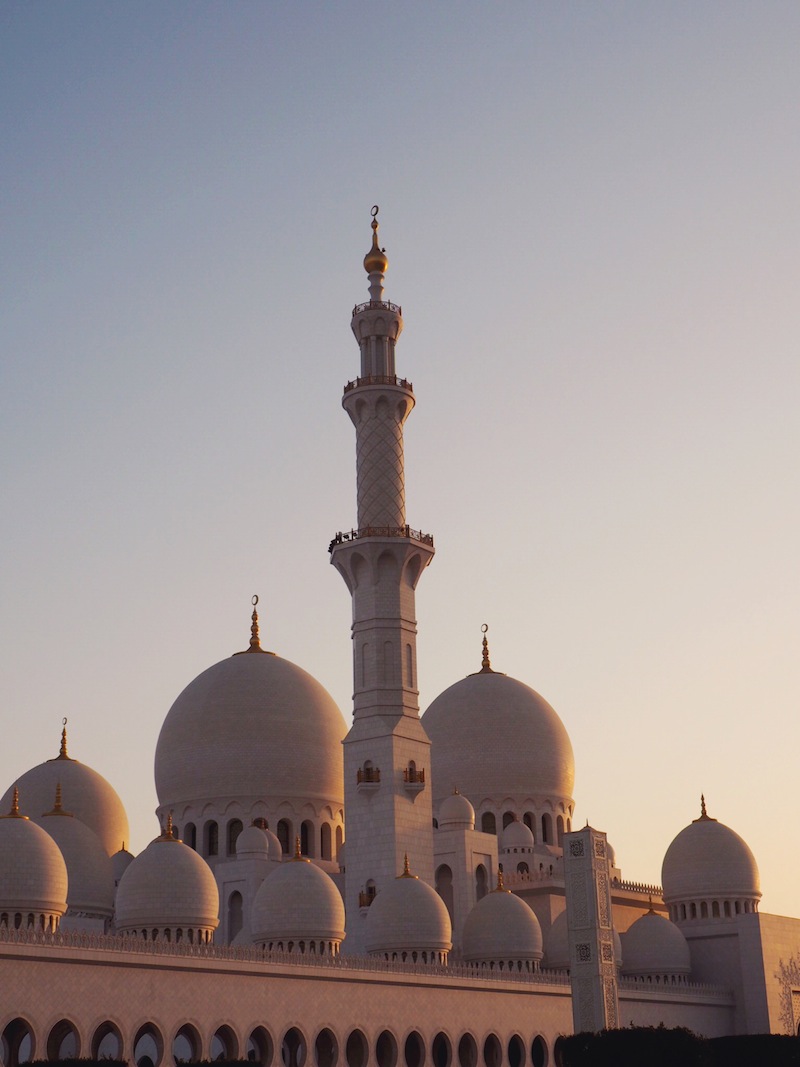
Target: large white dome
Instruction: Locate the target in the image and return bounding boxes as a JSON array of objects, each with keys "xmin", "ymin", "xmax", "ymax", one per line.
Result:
[
  {"xmin": 1, "ymin": 727, "xmax": 129, "ymax": 858},
  {"xmin": 661, "ymin": 802, "xmax": 760, "ymax": 908},
  {"xmin": 422, "ymin": 667, "xmax": 574, "ymax": 811},
  {"xmin": 155, "ymin": 646, "xmax": 347, "ymax": 814}
]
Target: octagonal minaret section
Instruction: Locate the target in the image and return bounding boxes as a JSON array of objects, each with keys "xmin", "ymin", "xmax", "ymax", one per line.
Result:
[{"xmin": 330, "ymin": 210, "xmax": 435, "ymax": 952}]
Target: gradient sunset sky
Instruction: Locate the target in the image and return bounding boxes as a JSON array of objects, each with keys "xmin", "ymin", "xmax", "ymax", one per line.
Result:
[{"xmin": 2, "ymin": 3, "xmax": 798, "ymax": 915}]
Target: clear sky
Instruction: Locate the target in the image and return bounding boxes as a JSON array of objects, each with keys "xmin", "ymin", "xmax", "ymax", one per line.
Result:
[{"xmin": 2, "ymin": 2, "xmax": 798, "ymax": 915}]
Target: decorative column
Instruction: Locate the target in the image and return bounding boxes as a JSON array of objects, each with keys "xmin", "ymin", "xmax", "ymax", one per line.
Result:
[
  {"xmin": 563, "ymin": 825, "xmax": 619, "ymax": 1034},
  {"xmin": 330, "ymin": 208, "xmax": 435, "ymax": 954}
]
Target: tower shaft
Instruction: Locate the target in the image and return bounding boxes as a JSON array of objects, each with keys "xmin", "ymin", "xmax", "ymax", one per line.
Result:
[{"xmin": 330, "ymin": 211, "xmax": 435, "ymax": 953}]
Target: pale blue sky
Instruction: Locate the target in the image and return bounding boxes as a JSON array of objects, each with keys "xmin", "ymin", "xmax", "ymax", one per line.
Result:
[{"xmin": 2, "ymin": 2, "xmax": 798, "ymax": 914}]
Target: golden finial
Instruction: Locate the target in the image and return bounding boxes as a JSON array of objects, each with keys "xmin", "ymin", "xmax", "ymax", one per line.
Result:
[
  {"xmin": 495, "ymin": 868, "xmax": 508, "ymax": 892},
  {"xmin": 234, "ymin": 596, "xmax": 274, "ymax": 656},
  {"xmin": 45, "ymin": 783, "xmax": 72, "ymax": 817},
  {"xmin": 470, "ymin": 624, "xmax": 501, "ymax": 676},
  {"xmin": 52, "ymin": 717, "xmax": 75, "ymax": 762},
  {"xmin": 647, "ymin": 895, "xmax": 655, "ymax": 914},
  {"xmin": 292, "ymin": 835, "xmax": 309, "ymax": 862},
  {"xmin": 363, "ymin": 205, "xmax": 389, "ymax": 275},
  {"xmin": 0, "ymin": 786, "xmax": 28, "ymax": 820},
  {"xmin": 158, "ymin": 812, "xmax": 180, "ymax": 842},
  {"xmin": 693, "ymin": 793, "xmax": 716, "ymax": 824},
  {"xmin": 398, "ymin": 853, "xmax": 418, "ymax": 879}
]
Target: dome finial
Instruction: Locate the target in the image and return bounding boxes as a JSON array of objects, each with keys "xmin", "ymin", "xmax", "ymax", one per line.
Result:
[
  {"xmin": 158, "ymin": 811, "xmax": 178, "ymax": 842},
  {"xmin": 363, "ymin": 205, "xmax": 389, "ymax": 279},
  {"xmin": 234, "ymin": 595, "xmax": 275, "ymax": 656},
  {"xmin": 479, "ymin": 624, "xmax": 494, "ymax": 673},
  {"xmin": 56, "ymin": 717, "xmax": 75, "ymax": 761},
  {"xmin": 692, "ymin": 793, "xmax": 716, "ymax": 823},
  {"xmin": 495, "ymin": 867, "xmax": 508, "ymax": 892},
  {"xmin": 399, "ymin": 852, "xmax": 418, "ymax": 879},
  {"xmin": 292, "ymin": 835, "xmax": 309, "ymax": 862},
  {"xmin": 46, "ymin": 782, "xmax": 72, "ymax": 817},
  {"xmin": 0, "ymin": 785, "xmax": 28, "ymax": 820}
]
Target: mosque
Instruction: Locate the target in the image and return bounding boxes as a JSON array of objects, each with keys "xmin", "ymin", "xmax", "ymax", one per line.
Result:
[{"xmin": 2, "ymin": 211, "xmax": 800, "ymax": 1067}]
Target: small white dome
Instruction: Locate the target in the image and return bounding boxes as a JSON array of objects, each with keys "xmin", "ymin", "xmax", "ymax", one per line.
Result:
[
  {"xmin": 115, "ymin": 823, "xmax": 219, "ymax": 937},
  {"xmin": 502, "ymin": 818, "xmax": 534, "ymax": 851},
  {"xmin": 236, "ymin": 824, "xmax": 271, "ymax": 860},
  {"xmin": 38, "ymin": 796, "xmax": 114, "ymax": 918},
  {"xmin": 364, "ymin": 861, "xmax": 452, "ymax": 959},
  {"xmin": 621, "ymin": 910, "xmax": 691, "ymax": 978},
  {"xmin": 0, "ymin": 793, "xmax": 68, "ymax": 918},
  {"xmin": 264, "ymin": 828, "xmax": 283, "ymax": 861},
  {"xmin": 2, "ymin": 727, "xmax": 129, "ymax": 857},
  {"xmin": 111, "ymin": 846, "xmax": 135, "ymax": 885},
  {"xmin": 661, "ymin": 803, "xmax": 760, "ymax": 906},
  {"xmin": 462, "ymin": 885, "xmax": 542, "ymax": 965},
  {"xmin": 438, "ymin": 791, "xmax": 475, "ymax": 831},
  {"xmin": 251, "ymin": 854, "xmax": 345, "ymax": 947}
]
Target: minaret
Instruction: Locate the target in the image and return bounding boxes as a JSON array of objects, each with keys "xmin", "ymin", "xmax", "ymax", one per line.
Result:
[{"xmin": 330, "ymin": 208, "xmax": 435, "ymax": 953}]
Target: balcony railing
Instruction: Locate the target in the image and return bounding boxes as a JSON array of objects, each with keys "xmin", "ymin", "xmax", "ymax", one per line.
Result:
[
  {"xmin": 352, "ymin": 300, "xmax": 402, "ymax": 316},
  {"xmin": 329, "ymin": 527, "xmax": 434, "ymax": 553},
  {"xmin": 358, "ymin": 891, "xmax": 376, "ymax": 908},
  {"xmin": 403, "ymin": 768, "xmax": 425, "ymax": 784},
  {"xmin": 356, "ymin": 767, "xmax": 381, "ymax": 784},
  {"xmin": 343, "ymin": 375, "xmax": 413, "ymax": 394}
]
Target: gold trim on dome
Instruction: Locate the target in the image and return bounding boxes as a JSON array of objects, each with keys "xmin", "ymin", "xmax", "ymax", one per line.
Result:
[
  {"xmin": 234, "ymin": 595, "xmax": 275, "ymax": 656},
  {"xmin": 0, "ymin": 786, "xmax": 29, "ymax": 820}
]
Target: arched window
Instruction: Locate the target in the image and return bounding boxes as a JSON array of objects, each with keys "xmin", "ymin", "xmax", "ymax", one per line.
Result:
[
  {"xmin": 458, "ymin": 1034, "xmax": 477, "ymax": 1067},
  {"xmin": 47, "ymin": 1020, "xmax": 79, "ymax": 1061},
  {"xmin": 277, "ymin": 819, "xmax": 292, "ymax": 856},
  {"xmin": 173, "ymin": 1025, "xmax": 200, "ymax": 1064},
  {"xmin": 205, "ymin": 820, "xmax": 219, "ymax": 857},
  {"xmin": 247, "ymin": 1028, "xmax": 273, "ymax": 1066},
  {"xmin": 523, "ymin": 812, "xmax": 536, "ymax": 841},
  {"xmin": 320, "ymin": 823, "xmax": 332, "ymax": 860},
  {"xmin": 212, "ymin": 1026, "xmax": 237, "ymax": 1062},
  {"xmin": 281, "ymin": 1028, "xmax": 306, "ymax": 1067},
  {"xmin": 376, "ymin": 1031, "xmax": 397, "ymax": 1067},
  {"xmin": 315, "ymin": 1030, "xmax": 336, "ymax": 1067},
  {"xmin": 556, "ymin": 815, "xmax": 565, "ymax": 845},
  {"xmin": 227, "ymin": 819, "xmax": 244, "ymax": 856},
  {"xmin": 483, "ymin": 1035, "xmax": 501, "ymax": 1067},
  {"xmin": 133, "ymin": 1024, "xmax": 162, "ymax": 1067},
  {"xmin": 335, "ymin": 825, "xmax": 344, "ymax": 857},
  {"xmin": 481, "ymin": 812, "xmax": 496, "ymax": 835},
  {"xmin": 712, "ymin": 900, "xmax": 720, "ymax": 918},
  {"xmin": 530, "ymin": 1037, "xmax": 547, "ymax": 1067},
  {"xmin": 432, "ymin": 1033, "xmax": 451, "ymax": 1067},
  {"xmin": 301, "ymin": 820, "xmax": 315, "ymax": 857},
  {"xmin": 346, "ymin": 1031, "xmax": 368, "ymax": 1067},
  {"xmin": 700, "ymin": 901, "xmax": 708, "ymax": 919},
  {"xmin": 541, "ymin": 813, "xmax": 553, "ymax": 845},
  {"xmin": 92, "ymin": 1023, "xmax": 122, "ymax": 1061},
  {"xmin": 502, "ymin": 811, "xmax": 515, "ymax": 829},
  {"xmin": 507, "ymin": 1036, "xmax": 525, "ymax": 1067},
  {"xmin": 517, "ymin": 862, "xmax": 529, "ymax": 874},
  {"xmin": 228, "ymin": 891, "xmax": 244, "ymax": 942},
  {"xmin": 404, "ymin": 1033, "xmax": 423, "ymax": 1067},
  {"xmin": 435, "ymin": 864, "xmax": 454, "ymax": 924},
  {"xmin": 184, "ymin": 823, "xmax": 196, "ymax": 850},
  {"xmin": 476, "ymin": 864, "xmax": 488, "ymax": 901}
]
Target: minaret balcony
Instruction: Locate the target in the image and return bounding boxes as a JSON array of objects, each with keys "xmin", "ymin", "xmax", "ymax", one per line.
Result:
[
  {"xmin": 356, "ymin": 767, "xmax": 381, "ymax": 793},
  {"xmin": 358, "ymin": 890, "xmax": 376, "ymax": 909},
  {"xmin": 403, "ymin": 767, "xmax": 425, "ymax": 794},
  {"xmin": 329, "ymin": 526, "xmax": 434, "ymax": 554},
  {"xmin": 352, "ymin": 299, "xmax": 402, "ymax": 316},
  {"xmin": 343, "ymin": 374, "xmax": 413, "ymax": 394}
]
